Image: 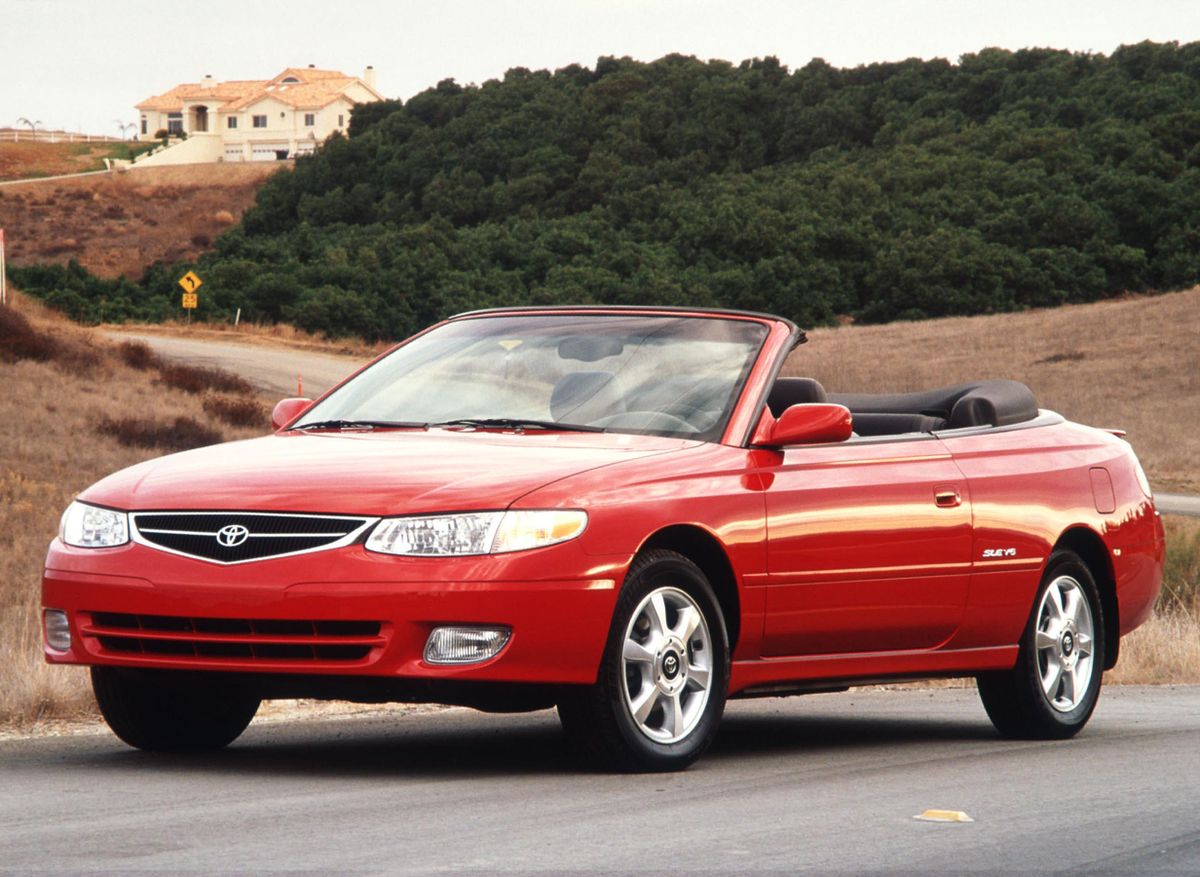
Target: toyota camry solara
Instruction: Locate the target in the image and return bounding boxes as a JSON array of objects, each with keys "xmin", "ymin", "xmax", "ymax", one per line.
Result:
[{"xmin": 43, "ymin": 306, "xmax": 1164, "ymax": 770}]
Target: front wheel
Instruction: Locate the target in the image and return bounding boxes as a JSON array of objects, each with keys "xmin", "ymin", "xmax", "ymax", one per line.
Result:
[
  {"xmin": 558, "ymin": 549, "xmax": 729, "ymax": 771},
  {"xmin": 977, "ymin": 549, "xmax": 1105, "ymax": 739},
  {"xmin": 92, "ymin": 667, "xmax": 260, "ymax": 752}
]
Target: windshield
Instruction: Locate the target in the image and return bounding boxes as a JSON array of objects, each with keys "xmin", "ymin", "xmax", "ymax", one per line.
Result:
[{"xmin": 294, "ymin": 313, "xmax": 770, "ymax": 441}]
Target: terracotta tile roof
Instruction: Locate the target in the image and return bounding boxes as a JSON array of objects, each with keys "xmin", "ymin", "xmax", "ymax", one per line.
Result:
[
  {"xmin": 222, "ymin": 78, "xmax": 363, "ymax": 111},
  {"xmin": 270, "ymin": 67, "xmax": 348, "ymax": 84},
  {"xmin": 136, "ymin": 68, "xmax": 378, "ymax": 113}
]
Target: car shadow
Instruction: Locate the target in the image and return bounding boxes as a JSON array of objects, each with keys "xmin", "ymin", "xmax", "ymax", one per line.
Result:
[{"xmin": 38, "ymin": 701, "xmax": 1001, "ymax": 780}]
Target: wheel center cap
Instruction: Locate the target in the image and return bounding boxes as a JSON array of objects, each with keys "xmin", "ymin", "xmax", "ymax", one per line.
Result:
[
  {"xmin": 1062, "ymin": 632, "xmax": 1074, "ymax": 656},
  {"xmin": 662, "ymin": 650, "xmax": 681, "ymax": 680}
]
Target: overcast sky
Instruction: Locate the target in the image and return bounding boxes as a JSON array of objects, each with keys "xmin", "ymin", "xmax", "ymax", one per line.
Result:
[{"xmin": 5, "ymin": 0, "xmax": 1200, "ymax": 136}]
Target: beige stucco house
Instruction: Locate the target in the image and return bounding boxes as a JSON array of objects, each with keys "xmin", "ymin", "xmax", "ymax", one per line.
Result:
[{"xmin": 134, "ymin": 66, "xmax": 382, "ymax": 165}]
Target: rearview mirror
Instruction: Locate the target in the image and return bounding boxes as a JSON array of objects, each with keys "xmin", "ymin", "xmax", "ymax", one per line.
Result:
[
  {"xmin": 272, "ymin": 397, "xmax": 314, "ymax": 430},
  {"xmin": 757, "ymin": 403, "xmax": 852, "ymax": 447}
]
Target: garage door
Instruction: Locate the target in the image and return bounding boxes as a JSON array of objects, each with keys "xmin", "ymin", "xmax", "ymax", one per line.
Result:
[
  {"xmin": 251, "ymin": 144, "xmax": 288, "ymax": 161},
  {"xmin": 224, "ymin": 146, "xmax": 245, "ymax": 161}
]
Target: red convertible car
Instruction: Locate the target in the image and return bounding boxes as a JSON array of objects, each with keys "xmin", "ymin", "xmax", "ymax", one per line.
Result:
[{"xmin": 43, "ymin": 306, "xmax": 1164, "ymax": 770}]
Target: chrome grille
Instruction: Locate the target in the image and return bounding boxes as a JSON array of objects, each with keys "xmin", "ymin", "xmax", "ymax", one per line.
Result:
[{"xmin": 130, "ymin": 511, "xmax": 376, "ymax": 564}]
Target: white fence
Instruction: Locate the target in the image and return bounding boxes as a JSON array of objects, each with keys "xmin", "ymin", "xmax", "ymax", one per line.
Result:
[{"xmin": 1, "ymin": 128, "xmax": 126, "ymax": 144}]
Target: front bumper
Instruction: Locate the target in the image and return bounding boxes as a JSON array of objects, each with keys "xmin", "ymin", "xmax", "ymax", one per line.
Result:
[{"xmin": 42, "ymin": 538, "xmax": 624, "ymax": 686}]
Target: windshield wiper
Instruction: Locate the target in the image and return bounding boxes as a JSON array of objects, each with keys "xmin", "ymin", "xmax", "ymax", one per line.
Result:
[
  {"xmin": 290, "ymin": 419, "xmax": 428, "ymax": 431},
  {"xmin": 432, "ymin": 418, "xmax": 605, "ymax": 433}
]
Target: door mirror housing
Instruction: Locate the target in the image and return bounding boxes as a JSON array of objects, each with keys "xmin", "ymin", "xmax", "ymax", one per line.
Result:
[
  {"xmin": 755, "ymin": 403, "xmax": 852, "ymax": 447},
  {"xmin": 272, "ymin": 397, "xmax": 314, "ymax": 430}
]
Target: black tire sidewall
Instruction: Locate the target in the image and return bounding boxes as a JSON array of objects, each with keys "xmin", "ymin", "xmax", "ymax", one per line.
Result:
[
  {"xmin": 599, "ymin": 551, "xmax": 730, "ymax": 769},
  {"xmin": 92, "ymin": 667, "xmax": 260, "ymax": 752}
]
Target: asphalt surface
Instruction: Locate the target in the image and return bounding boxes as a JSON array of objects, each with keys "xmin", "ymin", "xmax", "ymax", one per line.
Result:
[
  {"xmin": 3, "ymin": 686, "xmax": 1199, "ymax": 875},
  {"xmin": 104, "ymin": 331, "xmax": 364, "ymax": 399},
  {"xmin": 1157, "ymin": 493, "xmax": 1200, "ymax": 517}
]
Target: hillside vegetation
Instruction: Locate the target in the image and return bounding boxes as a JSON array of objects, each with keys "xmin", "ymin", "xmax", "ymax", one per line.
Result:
[
  {"xmin": 0, "ymin": 163, "xmax": 278, "ymax": 278},
  {"xmin": 12, "ymin": 42, "xmax": 1200, "ymax": 338}
]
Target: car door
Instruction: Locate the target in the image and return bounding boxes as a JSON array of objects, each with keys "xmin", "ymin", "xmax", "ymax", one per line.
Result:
[{"xmin": 759, "ymin": 436, "xmax": 972, "ymax": 656}]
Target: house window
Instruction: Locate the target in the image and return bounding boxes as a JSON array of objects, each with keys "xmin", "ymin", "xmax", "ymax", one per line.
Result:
[
  {"xmin": 227, "ymin": 116, "xmax": 237, "ymax": 129},
  {"xmin": 252, "ymin": 115, "xmax": 267, "ymax": 128},
  {"xmin": 338, "ymin": 114, "xmax": 344, "ymax": 127},
  {"xmin": 140, "ymin": 117, "xmax": 147, "ymax": 135},
  {"xmin": 304, "ymin": 113, "xmax": 315, "ymax": 126},
  {"xmin": 167, "ymin": 112, "xmax": 183, "ymax": 134},
  {"xmin": 281, "ymin": 76, "xmax": 300, "ymax": 84}
]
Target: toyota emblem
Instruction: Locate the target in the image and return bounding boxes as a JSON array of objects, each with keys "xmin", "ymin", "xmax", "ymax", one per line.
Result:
[{"xmin": 216, "ymin": 524, "xmax": 250, "ymax": 548}]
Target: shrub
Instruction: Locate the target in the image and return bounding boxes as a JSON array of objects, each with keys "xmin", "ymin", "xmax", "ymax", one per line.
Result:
[
  {"xmin": 156, "ymin": 362, "xmax": 254, "ymax": 395},
  {"xmin": 202, "ymin": 393, "xmax": 268, "ymax": 428},
  {"xmin": 116, "ymin": 340, "xmax": 160, "ymax": 370},
  {"xmin": 0, "ymin": 307, "xmax": 60, "ymax": 362},
  {"xmin": 96, "ymin": 415, "xmax": 223, "ymax": 452}
]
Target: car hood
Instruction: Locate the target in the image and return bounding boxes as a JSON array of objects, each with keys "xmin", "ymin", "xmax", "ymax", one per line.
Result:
[{"xmin": 79, "ymin": 429, "xmax": 699, "ymax": 516}]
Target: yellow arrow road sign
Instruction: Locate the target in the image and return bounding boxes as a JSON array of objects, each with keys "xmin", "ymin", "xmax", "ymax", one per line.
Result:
[{"xmin": 178, "ymin": 271, "xmax": 203, "ymax": 293}]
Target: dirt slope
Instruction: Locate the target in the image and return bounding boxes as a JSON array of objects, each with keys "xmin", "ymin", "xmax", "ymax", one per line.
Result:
[
  {"xmin": 0, "ymin": 139, "xmax": 126, "ymax": 181},
  {"xmin": 0, "ymin": 162, "xmax": 279, "ymax": 277}
]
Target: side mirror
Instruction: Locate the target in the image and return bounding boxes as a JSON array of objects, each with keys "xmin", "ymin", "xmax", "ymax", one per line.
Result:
[
  {"xmin": 755, "ymin": 403, "xmax": 852, "ymax": 447},
  {"xmin": 271, "ymin": 397, "xmax": 313, "ymax": 430}
]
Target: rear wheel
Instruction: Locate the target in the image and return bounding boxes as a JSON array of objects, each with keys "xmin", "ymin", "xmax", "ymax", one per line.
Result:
[
  {"xmin": 977, "ymin": 550, "xmax": 1105, "ymax": 739},
  {"xmin": 558, "ymin": 550, "xmax": 729, "ymax": 771},
  {"xmin": 92, "ymin": 667, "xmax": 260, "ymax": 752}
]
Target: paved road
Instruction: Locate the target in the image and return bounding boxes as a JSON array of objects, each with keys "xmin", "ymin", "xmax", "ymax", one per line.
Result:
[
  {"xmin": 1157, "ymin": 493, "xmax": 1200, "ymax": 517},
  {"xmin": 104, "ymin": 331, "xmax": 365, "ymax": 399},
  {"xmin": 3, "ymin": 686, "xmax": 1198, "ymax": 875}
]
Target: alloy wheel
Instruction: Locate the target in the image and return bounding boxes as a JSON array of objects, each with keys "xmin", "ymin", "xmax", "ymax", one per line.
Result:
[
  {"xmin": 620, "ymin": 586, "xmax": 713, "ymax": 743},
  {"xmin": 1035, "ymin": 575, "xmax": 1095, "ymax": 712}
]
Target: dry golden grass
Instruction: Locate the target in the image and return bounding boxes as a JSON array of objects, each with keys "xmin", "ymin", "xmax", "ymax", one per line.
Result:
[
  {"xmin": 789, "ymin": 287, "xmax": 1200, "ymax": 493},
  {"xmin": 106, "ymin": 318, "xmax": 390, "ymax": 358},
  {"xmin": 0, "ymin": 162, "xmax": 278, "ymax": 277},
  {"xmin": 0, "ymin": 140, "xmax": 125, "ymax": 181},
  {"xmin": 0, "ymin": 291, "xmax": 265, "ymax": 726}
]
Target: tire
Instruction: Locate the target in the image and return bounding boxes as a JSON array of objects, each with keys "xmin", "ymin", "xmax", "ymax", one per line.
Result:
[
  {"xmin": 91, "ymin": 667, "xmax": 260, "ymax": 753},
  {"xmin": 977, "ymin": 549, "xmax": 1105, "ymax": 739},
  {"xmin": 557, "ymin": 549, "xmax": 730, "ymax": 772}
]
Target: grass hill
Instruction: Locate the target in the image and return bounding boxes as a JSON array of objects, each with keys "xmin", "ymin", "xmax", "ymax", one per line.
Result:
[
  {"xmin": 0, "ymin": 163, "xmax": 278, "ymax": 279},
  {"xmin": 13, "ymin": 42, "xmax": 1200, "ymax": 338},
  {"xmin": 0, "ymin": 139, "xmax": 141, "ymax": 182},
  {"xmin": 0, "ymin": 292, "xmax": 270, "ymax": 725}
]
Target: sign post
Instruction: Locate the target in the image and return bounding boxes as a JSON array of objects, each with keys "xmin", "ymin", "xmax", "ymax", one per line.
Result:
[
  {"xmin": 0, "ymin": 228, "xmax": 7, "ymax": 306},
  {"xmin": 178, "ymin": 271, "xmax": 202, "ymax": 325}
]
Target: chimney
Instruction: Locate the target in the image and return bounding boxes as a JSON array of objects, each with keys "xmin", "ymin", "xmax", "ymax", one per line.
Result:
[
  {"xmin": 202, "ymin": 73, "xmax": 215, "ymax": 89},
  {"xmin": 364, "ymin": 65, "xmax": 377, "ymax": 89}
]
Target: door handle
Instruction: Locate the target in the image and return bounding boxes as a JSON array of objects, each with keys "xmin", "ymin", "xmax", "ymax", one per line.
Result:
[{"xmin": 934, "ymin": 487, "xmax": 962, "ymax": 508}]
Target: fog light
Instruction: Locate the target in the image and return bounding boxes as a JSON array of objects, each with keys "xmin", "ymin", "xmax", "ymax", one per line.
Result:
[
  {"xmin": 44, "ymin": 609, "xmax": 71, "ymax": 652},
  {"xmin": 424, "ymin": 626, "xmax": 511, "ymax": 665}
]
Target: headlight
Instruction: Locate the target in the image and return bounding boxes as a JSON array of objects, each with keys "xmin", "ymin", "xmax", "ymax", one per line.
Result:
[
  {"xmin": 59, "ymin": 501, "xmax": 129, "ymax": 548},
  {"xmin": 365, "ymin": 510, "xmax": 587, "ymax": 557}
]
